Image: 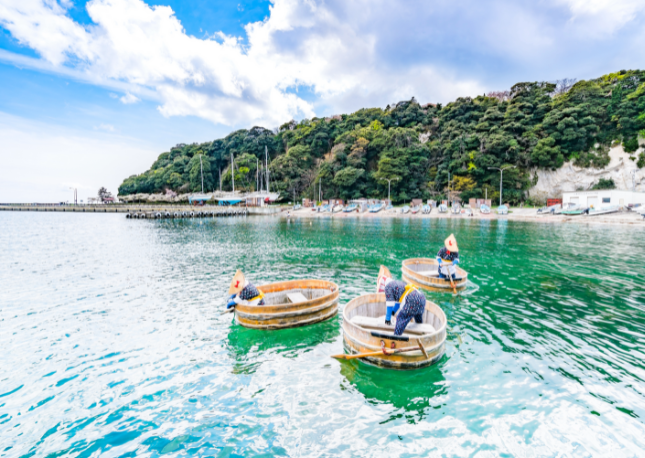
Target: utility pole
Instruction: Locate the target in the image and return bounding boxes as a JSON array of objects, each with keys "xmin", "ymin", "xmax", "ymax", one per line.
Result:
[
  {"xmin": 219, "ymin": 167, "xmax": 222, "ymax": 192},
  {"xmin": 380, "ymin": 177, "xmax": 399, "ymax": 204},
  {"xmin": 488, "ymin": 165, "xmax": 517, "ymax": 206}
]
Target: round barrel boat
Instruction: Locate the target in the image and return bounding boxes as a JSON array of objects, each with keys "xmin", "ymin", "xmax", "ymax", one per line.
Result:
[
  {"xmin": 234, "ymin": 279, "xmax": 339, "ymax": 330},
  {"xmin": 401, "ymin": 258, "xmax": 467, "ymax": 293},
  {"xmin": 341, "ymin": 293, "xmax": 447, "ymax": 369}
]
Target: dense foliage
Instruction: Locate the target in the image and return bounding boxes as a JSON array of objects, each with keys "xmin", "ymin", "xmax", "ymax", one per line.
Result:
[{"xmin": 119, "ymin": 70, "xmax": 645, "ymax": 204}]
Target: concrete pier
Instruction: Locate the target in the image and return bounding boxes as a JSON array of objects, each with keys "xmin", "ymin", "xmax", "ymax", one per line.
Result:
[{"xmin": 0, "ymin": 204, "xmax": 249, "ymax": 218}]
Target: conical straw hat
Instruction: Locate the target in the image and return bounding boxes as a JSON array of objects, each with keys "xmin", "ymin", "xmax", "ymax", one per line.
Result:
[
  {"xmin": 228, "ymin": 269, "xmax": 246, "ymax": 295},
  {"xmin": 376, "ymin": 265, "xmax": 392, "ymax": 293},
  {"xmin": 444, "ymin": 234, "xmax": 459, "ymax": 252}
]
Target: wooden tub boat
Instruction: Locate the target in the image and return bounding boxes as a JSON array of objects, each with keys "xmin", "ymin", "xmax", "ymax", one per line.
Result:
[
  {"xmin": 341, "ymin": 293, "xmax": 447, "ymax": 369},
  {"xmin": 234, "ymin": 279, "xmax": 340, "ymax": 330},
  {"xmin": 401, "ymin": 258, "xmax": 468, "ymax": 292}
]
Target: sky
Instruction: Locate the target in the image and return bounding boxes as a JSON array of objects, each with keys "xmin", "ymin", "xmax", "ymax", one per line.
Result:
[{"xmin": 1, "ymin": 0, "xmax": 645, "ymax": 202}]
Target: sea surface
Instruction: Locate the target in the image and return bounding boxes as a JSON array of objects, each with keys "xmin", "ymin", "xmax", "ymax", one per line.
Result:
[{"xmin": 1, "ymin": 212, "xmax": 645, "ymax": 457}]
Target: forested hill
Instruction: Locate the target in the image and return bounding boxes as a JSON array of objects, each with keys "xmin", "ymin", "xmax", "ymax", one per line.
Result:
[{"xmin": 118, "ymin": 70, "xmax": 645, "ymax": 204}]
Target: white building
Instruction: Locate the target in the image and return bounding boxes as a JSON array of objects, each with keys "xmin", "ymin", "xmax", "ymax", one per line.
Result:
[{"xmin": 562, "ymin": 190, "xmax": 645, "ymax": 208}]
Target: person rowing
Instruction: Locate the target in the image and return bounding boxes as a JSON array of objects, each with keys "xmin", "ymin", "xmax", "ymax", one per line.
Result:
[
  {"xmin": 436, "ymin": 233, "xmax": 460, "ymax": 281},
  {"xmin": 376, "ymin": 265, "xmax": 427, "ymax": 336},
  {"xmin": 226, "ymin": 270, "xmax": 265, "ymax": 309}
]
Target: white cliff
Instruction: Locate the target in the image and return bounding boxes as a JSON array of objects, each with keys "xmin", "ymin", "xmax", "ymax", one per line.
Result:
[{"xmin": 529, "ymin": 143, "xmax": 644, "ymax": 200}]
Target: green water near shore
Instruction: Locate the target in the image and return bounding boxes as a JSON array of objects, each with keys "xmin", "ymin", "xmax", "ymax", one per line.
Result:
[{"xmin": 1, "ymin": 213, "xmax": 644, "ymax": 456}]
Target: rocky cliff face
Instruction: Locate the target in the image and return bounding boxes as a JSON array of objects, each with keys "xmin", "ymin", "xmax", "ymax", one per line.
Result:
[{"xmin": 529, "ymin": 143, "xmax": 644, "ymax": 200}]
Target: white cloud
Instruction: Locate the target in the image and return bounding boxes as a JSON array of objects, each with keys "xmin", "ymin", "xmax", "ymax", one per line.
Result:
[
  {"xmin": 0, "ymin": 112, "xmax": 160, "ymax": 203},
  {"xmin": 120, "ymin": 92, "xmax": 140, "ymax": 104},
  {"xmin": 0, "ymin": 0, "xmax": 644, "ymax": 128},
  {"xmin": 96, "ymin": 123, "xmax": 116, "ymax": 131}
]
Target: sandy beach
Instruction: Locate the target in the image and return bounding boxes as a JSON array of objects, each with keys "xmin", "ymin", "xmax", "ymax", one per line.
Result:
[{"xmin": 287, "ymin": 206, "xmax": 645, "ymax": 226}]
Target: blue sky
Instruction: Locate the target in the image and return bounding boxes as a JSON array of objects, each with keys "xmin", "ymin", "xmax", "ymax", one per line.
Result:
[{"xmin": 1, "ymin": 0, "xmax": 644, "ymax": 202}]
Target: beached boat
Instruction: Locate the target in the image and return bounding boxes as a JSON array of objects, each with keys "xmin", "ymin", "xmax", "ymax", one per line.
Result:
[
  {"xmin": 344, "ymin": 203, "xmax": 358, "ymax": 212},
  {"xmin": 554, "ymin": 202, "xmax": 576, "ymax": 215},
  {"xmin": 234, "ymin": 279, "xmax": 340, "ymax": 330},
  {"xmin": 560, "ymin": 205, "xmax": 587, "ymax": 215},
  {"xmin": 401, "ymin": 205, "xmax": 410, "ymax": 214},
  {"xmin": 438, "ymin": 204, "xmax": 448, "ymax": 213},
  {"xmin": 333, "ymin": 204, "xmax": 344, "ymax": 213},
  {"xmin": 293, "ymin": 204, "xmax": 302, "ymax": 211},
  {"xmin": 584, "ymin": 205, "xmax": 619, "ymax": 216},
  {"xmin": 340, "ymin": 293, "xmax": 447, "ymax": 369},
  {"xmin": 370, "ymin": 203, "xmax": 384, "ymax": 213},
  {"xmin": 422, "ymin": 204, "xmax": 431, "ymax": 214},
  {"xmin": 537, "ymin": 204, "xmax": 561, "ymax": 214},
  {"xmin": 401, "ymin": 258, "xmax": 468, "ymax": 293},
  {"xmin": 463, "ymin": 206, "xmax": 473, "ymax": 217},
  {"xmin": 411, "ymin": 205, "xmax": 421, "ymax": 214},
  {"xmin": 480, "ymin": 204, "xmax": 491, "ymax": 214},
  {"xmin": 386, "ymin": 204, "xmax": 394, "ymax": 212},
  {"xmin": 497, "ymin": 205, "xmax": 509, "ymax": 215},
  {"xmin": 451, "ymin": 204, "xmax": 461, "ymax": 215}
]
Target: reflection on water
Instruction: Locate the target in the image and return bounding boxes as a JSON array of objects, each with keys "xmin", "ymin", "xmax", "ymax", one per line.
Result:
[{"xmin": 1, "ymin": 213, "xmax": 645, "ymax": 456}]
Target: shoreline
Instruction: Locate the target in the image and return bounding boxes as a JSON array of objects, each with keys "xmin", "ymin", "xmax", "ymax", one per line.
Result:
[{"xmin": 286, "ymin": 207, "xmax": 645, "ymax": 227}]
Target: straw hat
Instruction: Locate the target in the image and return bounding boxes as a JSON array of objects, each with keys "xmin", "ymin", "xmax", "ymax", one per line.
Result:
[
  {"xmin": 376, "ymin": 265, "xmax": 392, "ymax": 293},
  {"xmin": 444, "ymin": 234, "xmax": 459, "ymax": 252},
  {"xmin": 228, "ymin": 270, "xmax": 246, "ymax": 295}
]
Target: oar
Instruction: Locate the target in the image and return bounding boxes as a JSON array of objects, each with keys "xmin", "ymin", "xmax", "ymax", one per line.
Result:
[
  {"xmin": 220, "ymin": 307, "xmax": 234, "ymax": 315},
  {"xmin": 331, "ymin": 345, "xmax": 419, "ymax": 360},
  {"xmin": 448, "ymin": 271, "xmax": 457, "ymax": 295}
]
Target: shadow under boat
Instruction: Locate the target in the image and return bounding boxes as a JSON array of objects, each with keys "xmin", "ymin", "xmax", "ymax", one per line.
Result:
[
  {"xmin": 339, "ymin": 354, "xmax": 448, "ymax": 415},
  {"xmin": 225, "ymin": 316, "xmax": 340, "ymax": 372}
]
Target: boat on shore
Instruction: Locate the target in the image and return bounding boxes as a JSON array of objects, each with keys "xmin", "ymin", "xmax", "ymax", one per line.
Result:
[
  {"xmin": 386, "ymin": 203, "xmax": 394, "ymax": 212},
  {"xmin": 341, "ymin": 293, "xmax": 447, "ymax": 369},
  {"xmin": 560, "ymin": 205, "xmax": 587, "ymax": 215},
  {"xmin": 497, "ymin": 205, "xmax": 509, "ymax": 215},
  {"xmin": 537, "ymin": 204, "xmax": 561, "ymax": 214},
  {"xmin": 234, "ymin": 279, "xmax": 340, "ymax": 330},
  {"xmin": 369, "ymin": 203, "xmax": 384, "ymax": 213},
  {"xmin": 422, "ymin": 204, "xmax": 431, "ymax": 214},
  {"xmin": 401, "ymin": 258, "xmax": 468, "ymax": 293},
  {"xmin": 480, "ymin": 204, "xmax": 491, "ymax": 214},
  {"xmin": 401, "ymin": 205, "xmax": 410, "ymax": 214},
  {"xmin": 411, "ymin": 205, "xmax": 420, "ymax": 214},
  {"xmin": 464, "ymin": 206, "xmax": 473, "ymax": 217},
  {"xmin": 584, "ymin": 205, "xmax": 619, "ymax": 216},
  {"xmin": 451, "ymin": 203, "xmax": 461, "ymax": 215},
  {"xmin": 344, "ymin": 203, "xmax": 358, "ymax": 212},
  {"xmin": 438, "ymin": 204, "xmax": 448, "ymax": 213},
  {"xmin": 333, "ymin": 204, "xmax": 344, "ymax": 213}
]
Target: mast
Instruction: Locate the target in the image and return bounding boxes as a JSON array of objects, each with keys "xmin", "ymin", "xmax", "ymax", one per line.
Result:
[
  {"xmin": 219, "ymin": 167, "xmax": 222, "ymax": 192},
  {"xmin": 231, "ymin": 153, "xmax": 235, "ymax": 192},
  {"xmin": 256, "ymin": 157, "xmax": 259, "ymax": 192},
  {"xmin": 199, "ymin": 155, "xmax": 204, "ymax": 193},
  {"xmin": 265, "ymin": 146, "xmax": 270, "ymax": 193}
]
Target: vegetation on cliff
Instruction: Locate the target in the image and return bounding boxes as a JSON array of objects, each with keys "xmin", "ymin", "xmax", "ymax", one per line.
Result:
[{"xmin": 119, "ymin": 70, "xmax": 645, "ymax": 204}]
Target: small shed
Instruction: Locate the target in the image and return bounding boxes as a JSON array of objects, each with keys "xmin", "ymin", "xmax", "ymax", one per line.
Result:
[{"xmin": 411, "ymin": 199, "xmax": 423, "ymax": 207}]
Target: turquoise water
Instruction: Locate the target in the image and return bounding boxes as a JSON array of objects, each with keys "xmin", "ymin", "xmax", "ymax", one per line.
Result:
[{"xmin": 1, "ymin": 213, "xmax": 644, "ymax": 457}]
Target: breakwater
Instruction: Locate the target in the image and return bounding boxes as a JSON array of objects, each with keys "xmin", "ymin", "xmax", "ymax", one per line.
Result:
[{"xmin": 0, "ymin": 204, "xmax": 287, "ymax": 218}]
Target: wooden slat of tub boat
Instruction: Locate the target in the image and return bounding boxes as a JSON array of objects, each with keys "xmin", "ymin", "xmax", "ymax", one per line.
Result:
[
  {"xmin": 234, "ymin": 279, "xmax": 339, "ymax": 330},
  {"xmin": 401, "ymin": 258, "xmax": 467, "ymax": 292},
  {"xmin": 341, "ymin": 293, "xmax": 447, "ymax": 370}
]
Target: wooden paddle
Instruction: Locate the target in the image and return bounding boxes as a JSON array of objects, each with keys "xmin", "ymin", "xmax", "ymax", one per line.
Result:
[
  {"xmin": 448, "ymin": 271, "xmax": 457, "ymax": 295},
  {"xmin": 331, "ymin": 345, "xmax": 420, "ymax": 360},
  {"xmin": 220, "ymin": 307, "xmax": 235, "ymax": 315}
]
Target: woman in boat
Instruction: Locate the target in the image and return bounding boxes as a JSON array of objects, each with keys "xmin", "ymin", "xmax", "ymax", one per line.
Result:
[
  {"xmin": 226, "ymin": 270, "xmax": 265, "ymax": 309},
  {"xmin": 436, "ymin": 234, "xmax": 460, "ymax": 281},
  {"xmin": 377, "ymin": 265, "xmax": 427, "ymax": 336}
]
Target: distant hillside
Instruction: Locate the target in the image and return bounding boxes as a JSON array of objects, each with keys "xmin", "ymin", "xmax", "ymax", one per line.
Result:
[{"xmin": 118, "ymin": 70, "xmax": 645, "ymax": 204}]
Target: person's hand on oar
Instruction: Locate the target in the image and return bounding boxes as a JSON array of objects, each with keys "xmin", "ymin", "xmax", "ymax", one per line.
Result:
[{"xmin": 220, "ymin": 294, "xmax": 236, "ymax": 315}]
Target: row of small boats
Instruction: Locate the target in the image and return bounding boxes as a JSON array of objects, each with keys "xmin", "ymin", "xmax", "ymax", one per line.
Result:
[
  {"xmin": 308, "ymin": 203, "xmax": 497, "ymax": 215},
  {"xmin": 537, "ymin": 203, "xmax": 621, "ymax": 216},
  {"xmin": 227, "ymin": 258, "xmax": 468, "ymax": 370}
]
